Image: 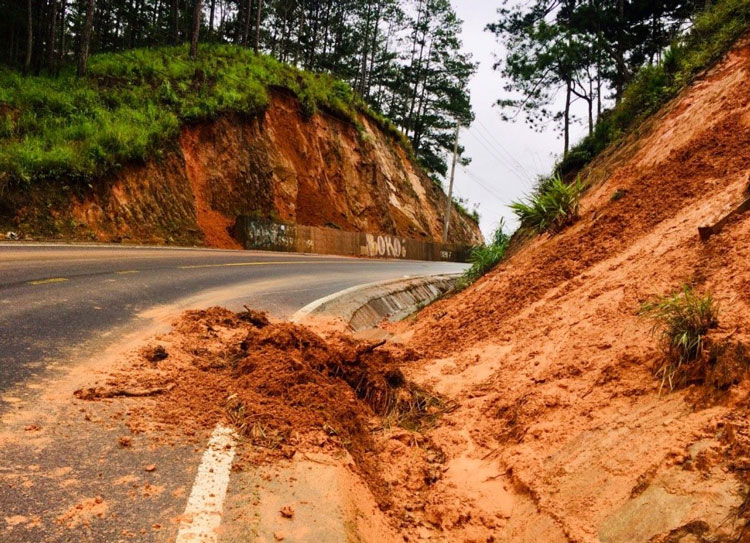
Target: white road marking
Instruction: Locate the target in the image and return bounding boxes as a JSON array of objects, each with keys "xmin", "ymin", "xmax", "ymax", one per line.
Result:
[{"xmin": 175, "ymin": 424, "xmax": 237, "ymax": 543}]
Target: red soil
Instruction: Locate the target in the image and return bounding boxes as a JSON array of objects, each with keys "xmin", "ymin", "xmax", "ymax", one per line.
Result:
[
  {"xmin": 378, "ymin": 39, "xmax": 750, "ymax": 542},
  {"xmin": 180, "ymin": 129, "xmax": 243, "ymax": 249}
]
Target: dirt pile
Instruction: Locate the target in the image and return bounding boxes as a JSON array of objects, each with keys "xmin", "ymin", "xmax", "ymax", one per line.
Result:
[
  {"xmin": 74, "ymin": 307, "xmax": 446, "ymax": 509},
  {"xmin": 1, "ymin": 92, "xmax": 482, "ymax": 248}
]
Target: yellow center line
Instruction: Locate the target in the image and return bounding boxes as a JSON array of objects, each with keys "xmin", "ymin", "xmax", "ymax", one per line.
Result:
[
  {"xmin": 115, "ymin": 270, "xmax": 140, "ymax": 274},
  {"xmin": 27, "ymin": 277, "xmax": 69, "ymax": 286},
  {"xmin": 177, "ymin": 260, "xmax": 368, "ymax": 270}
]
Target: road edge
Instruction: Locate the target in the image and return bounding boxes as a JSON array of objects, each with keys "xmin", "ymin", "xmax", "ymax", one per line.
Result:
[{"xmin": 291, "ymin": 273, "xmax": 460, "ymax": 330}]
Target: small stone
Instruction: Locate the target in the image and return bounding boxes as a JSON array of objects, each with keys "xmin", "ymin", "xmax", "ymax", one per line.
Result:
[
  {"xmin": 279, "ymin": 505, "xmax": 294, "ymax": 518},
  {"xmin": 144, "ymin": 464, "xmax": 157, "ymax": 472}
]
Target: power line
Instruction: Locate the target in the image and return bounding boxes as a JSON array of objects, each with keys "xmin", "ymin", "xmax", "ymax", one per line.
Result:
[
  {"xmin": 464, "ymin": 127, "xmax": 531, "ymax": 185},
  {"xmin": 474, "ymin": 118, "xmax": 533, "ymax": 181},
  {"xmin": 457, "ymin": 165, "xmax": 506, "ymax": 203}
]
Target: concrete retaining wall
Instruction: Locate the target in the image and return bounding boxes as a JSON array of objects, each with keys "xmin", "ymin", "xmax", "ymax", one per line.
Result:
[
  {"xmin": 292, "ymin": 274, "xmax": 459, "ymax": 331},
  {"xmin": 233, "ymin": 217, "xmax": 473, "ymax": 263}
]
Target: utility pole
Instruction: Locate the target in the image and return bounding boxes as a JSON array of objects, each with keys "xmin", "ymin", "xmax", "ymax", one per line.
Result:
[{"xmin": 442, "ymin": 121, "xmax": 460, "ymax": 244}]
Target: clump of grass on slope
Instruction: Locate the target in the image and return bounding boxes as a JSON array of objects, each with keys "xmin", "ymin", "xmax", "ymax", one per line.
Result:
[
  {"xmin": 0, "ymin": 44, "xmax": 403, "ymax": 190},
  {"xmin": 459, "ymin": 219, "xmax": 511, "ymax": 287},
  {"xmin": 639, "ymin": 285, "xmax": 719, "ymax": 392},
  {"xmin": 510, "ymin": 175, "xmax": 584, "ymax": 234}
]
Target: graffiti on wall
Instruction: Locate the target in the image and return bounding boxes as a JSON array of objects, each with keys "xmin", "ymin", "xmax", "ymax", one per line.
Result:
[
  {"xmin": 245, "ymin": 221, "xmax": 297, "ymax": 249},
  {"xmin": 364, "ymin": 233, "xmax": 408, "ymax": 258},
  {"xmin": 234, "ymin": 217, "xmax": 473, "ymax": 262}
]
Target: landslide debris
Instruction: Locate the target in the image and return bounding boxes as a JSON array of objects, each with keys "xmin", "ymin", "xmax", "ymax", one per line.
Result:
[
  {"xmin": 75, "ymin": 307, "xmax": 448, "ymax": 509},
  {"xmin": 375, "ymin": 38, "xmax": 750, "ymax": 543}
]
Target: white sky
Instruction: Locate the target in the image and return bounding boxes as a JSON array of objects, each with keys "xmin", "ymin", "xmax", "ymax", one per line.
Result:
[{"xmin": 450, "ymin": 0, "xmax": 587, "ymax": 238}]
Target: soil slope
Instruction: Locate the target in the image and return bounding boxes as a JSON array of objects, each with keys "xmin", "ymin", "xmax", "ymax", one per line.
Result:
[
  {"xmin": 2, "ymin": 92, "xmax": 482, "ymax": 248},
  {"xmin": 386, "ymin": 38, "xmax": 750, "ymax": 542}
]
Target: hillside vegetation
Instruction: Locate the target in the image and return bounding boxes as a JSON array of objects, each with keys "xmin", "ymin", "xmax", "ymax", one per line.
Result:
[
  {"xmin": 2, "ymin": 0, "xmax": 475, "ymax": 183},
  {"xmin": 560, "ymin": 0, "xmax": 750, "ymax": 175},
  {"xmin": 0, "ymin": 45, "xmax": 407, "ymax": 189}
]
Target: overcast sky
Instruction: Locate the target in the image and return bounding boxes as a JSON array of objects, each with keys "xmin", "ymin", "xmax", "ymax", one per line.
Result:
[{"xmin": 450, "ymin": 1, "xmax": 587, "ymax": 238}]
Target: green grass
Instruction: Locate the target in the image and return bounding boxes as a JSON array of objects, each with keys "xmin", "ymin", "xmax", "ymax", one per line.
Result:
[
  {"xmin": 458, "ymin": 218, "xmax": 511, "ymax": 286},
  {"xmin": 0, "ymin": 44, "xmax": 408, "ymax": 190},
  {"xmin": 558, "ymin": 0, "xmax": 750, "ymax": 177},
  {"xmin": 510, "ymin": 174, "xmax": 584, "ymax": 234},
  {"xmin": 639, "ymin": 285, "xmax": 719, "ymax": 392}
]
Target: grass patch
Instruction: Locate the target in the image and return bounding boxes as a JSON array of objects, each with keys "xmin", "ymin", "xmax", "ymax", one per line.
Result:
[
  {"xmin": 510, "ymin": 175, "xmax": 584, "ymax": 234},
  {"xmin": 0, "ymin": 44, "xmax": 409, "ymax": 190},
  {"xmin": 458, "ymin": 219, "xmax": 511, "ymax": 287},
  {"xmin": 558, "ymin": 0, "xmax": 750, "ymax": 178},
  {"xmin": 452, "ymin": 196, "xmax": 480, "ymax": 224},
  {"xmin": 639, "ymin": 285, "xmax": 719, "ymax": 392}
]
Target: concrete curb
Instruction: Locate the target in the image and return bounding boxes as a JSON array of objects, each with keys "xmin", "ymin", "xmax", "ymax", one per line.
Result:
[{"xmin": 292, "ymin": 273, "xmax": 460, "ymax": 331}]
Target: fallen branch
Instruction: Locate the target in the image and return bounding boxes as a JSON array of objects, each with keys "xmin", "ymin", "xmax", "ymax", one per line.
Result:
[{"xmin": 355, "ymin": 339, "xmax": 387, "ymax": 359}]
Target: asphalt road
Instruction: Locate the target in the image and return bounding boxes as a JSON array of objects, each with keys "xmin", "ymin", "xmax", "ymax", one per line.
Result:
[
  {"xmin": 0, "ymin": 243, "xmax": 466, "ymax": 542},
  {"xmin": 0, "ymin": 243, "xmax": 465, "ymax": 404}
]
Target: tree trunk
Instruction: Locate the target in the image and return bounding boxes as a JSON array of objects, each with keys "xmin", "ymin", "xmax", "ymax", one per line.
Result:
[
  {"xmin": 254, "ymin": 0, "xmax": 262, "ymax": 52},
  {"xmin": 207, "ymin": 0, "xmax": 215, "ymax": 40},
  {"xmin": 596, "ymin": 53, "xmax": 602, "ymax": 119},
  {"xmin": 57, "ymin": 0, "xmax": 66, "ymax": 74},
  {"xmin": 294, "ymin": 0, "xmax": 304, "ymax": 66},
  {"xmin": 242, "ymin": 0, "xmax": 252, "ymax": 45},
  {"xmin": 189, "ymin": 0, "xmax": 201, "ymax": 58},
  {"xmin": 32, "ymin": 0, "xmax": 45, "ymax": 74},
  {"xmin": 47, "ymin": 0, "xmax": 57, "ymax": 73},
  {"xmin": 77, "ymin": 0, "xmax": 95, "ymax": 76},
  {"xmin": 306, "ymin": 1, "xmax": 319, "ymax": 69},
  {"xmin": 564, "ymin": 79, "xmax": 571, "ymax": 156},
  {"xmin": 615, "ymin": 0, "xmax": 625, "ymax": 103},
  {"xmin": 406, "ymin": 0, "xmax": 427, "ymax": 137},
  {"xmin": 588, "ymin": 77, "xmax": 594, "ymax": 136},
  {"xmin": 171, "ymin": 0, "xmax": 179, "ymax": 44},
  {"xmin": 366, "ymin": 2, "xmax": 381, "ymax": 96},
  {"xmin": 24, "ymin": 0, "xmax": 33, "ymax": 75},
  {"xmin": 357, "ymin": 3, "xmax": 371, "ymax": 96}
]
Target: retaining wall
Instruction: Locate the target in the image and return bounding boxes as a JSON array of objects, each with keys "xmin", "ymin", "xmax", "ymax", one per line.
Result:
[{"xmin": 233, "ymin": 217, "xmax": 473, "ymax": 262}]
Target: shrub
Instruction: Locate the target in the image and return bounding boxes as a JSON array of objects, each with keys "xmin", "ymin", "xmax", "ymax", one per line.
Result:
[
  {"xmin": 639, "ymin": 285, "xmax": 719, "ymax": 392},
  {"xmin": 510, "ymin": 175, "xmax": 585, "ymax": 234}
]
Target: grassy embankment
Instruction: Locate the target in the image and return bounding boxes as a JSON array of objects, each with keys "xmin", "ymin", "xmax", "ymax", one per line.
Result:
[
  {"xmin": 558, "ymin": 0, "xmax": 750, "ymax": 176},
  {"xmin": 0, "ymin": 44, "xmax": 479, "ymax": 223}
]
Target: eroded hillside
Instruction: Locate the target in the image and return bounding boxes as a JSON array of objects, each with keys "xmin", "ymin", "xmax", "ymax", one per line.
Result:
[
  {"xmin": 1, "ymin": 91, "xmax": 481, "ymax": 248},
  {"xmin": 385, "ymin": 38, "xmax": 750, "ymax": 541}
]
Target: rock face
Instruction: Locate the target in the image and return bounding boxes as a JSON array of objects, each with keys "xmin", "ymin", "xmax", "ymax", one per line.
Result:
[{"xmin": 2, "ymin": 91, "xmax": 482, "ymax": 248}]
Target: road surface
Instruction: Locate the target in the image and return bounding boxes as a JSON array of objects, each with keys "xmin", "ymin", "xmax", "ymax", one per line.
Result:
[{"xmin": 0, "ymin": 243, "xmax": 466, "ymax": 542}]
